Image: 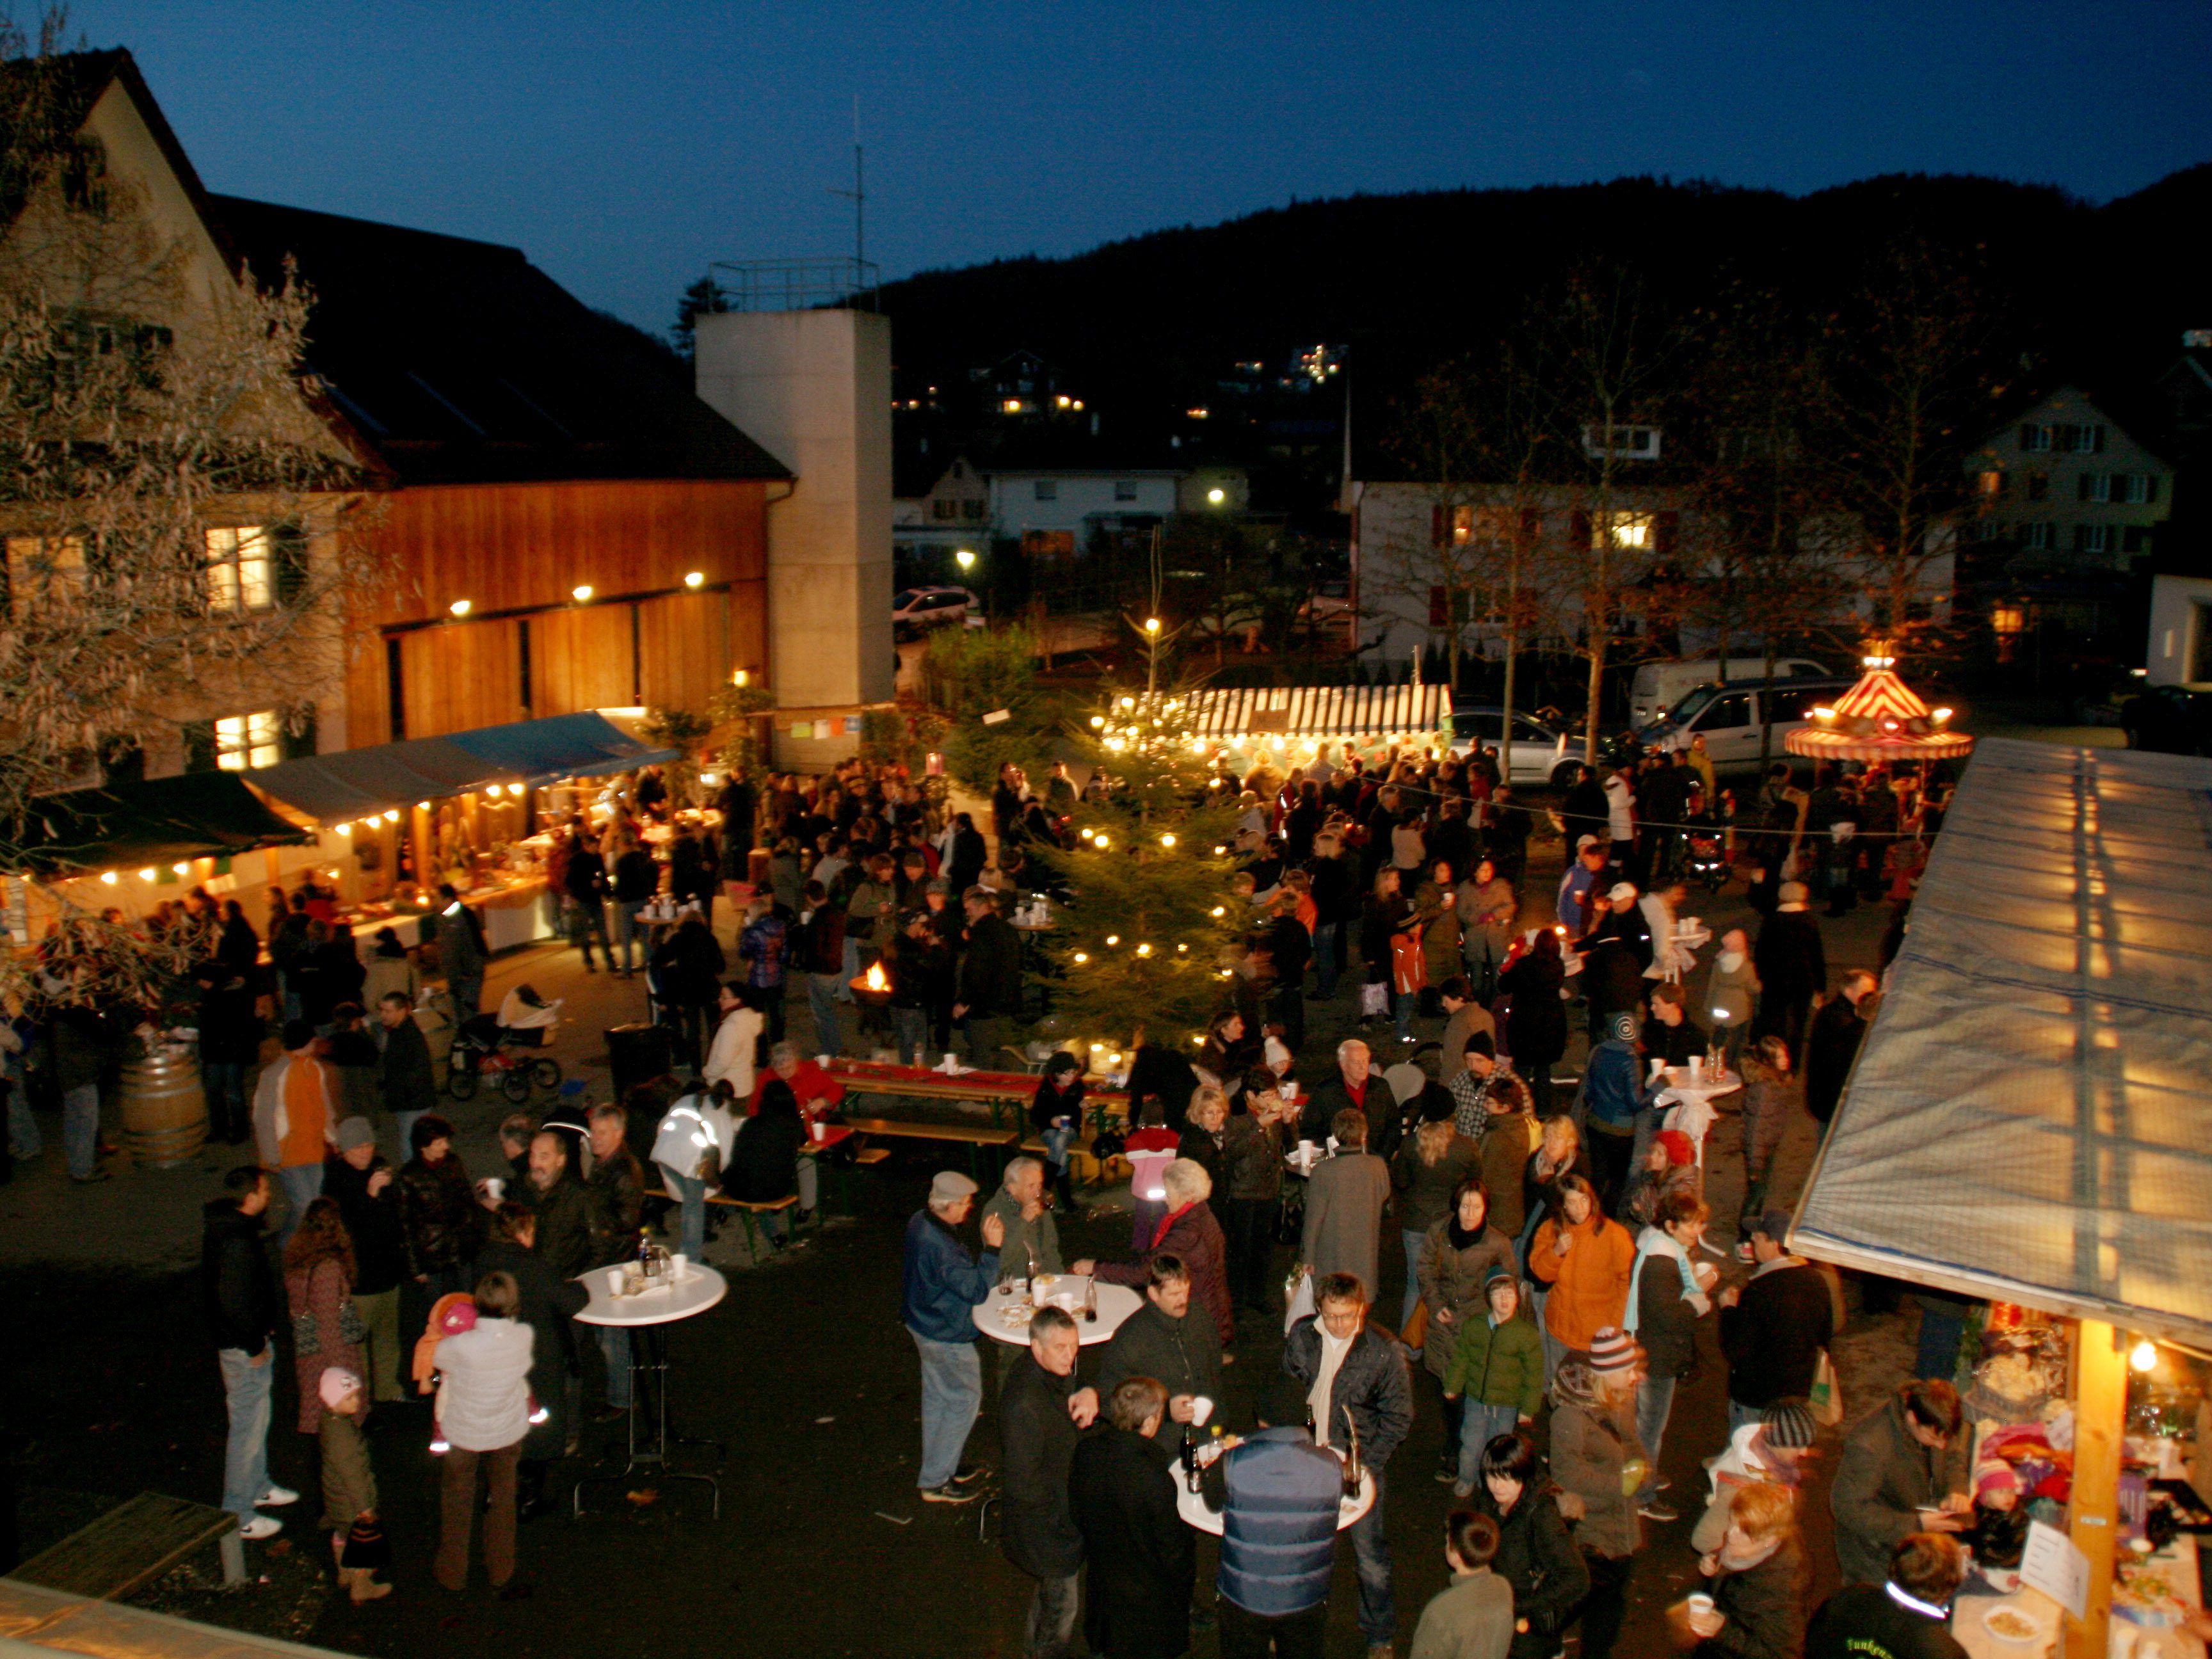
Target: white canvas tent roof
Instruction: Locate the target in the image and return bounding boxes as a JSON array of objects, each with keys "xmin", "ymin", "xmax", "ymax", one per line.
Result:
[
  {"xmin": 1788, "ymin": 739, "xmax": 2212, "ymax": 1349},
  {"xmin": 1178, "ymin": 683, "xmax": 1448, "ymax": 744}
]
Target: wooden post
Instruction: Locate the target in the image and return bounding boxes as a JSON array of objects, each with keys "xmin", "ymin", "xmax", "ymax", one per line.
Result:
[{"xmin": 2065, "ymin": 1318, "xmax": 2126, "ymax": 1659}]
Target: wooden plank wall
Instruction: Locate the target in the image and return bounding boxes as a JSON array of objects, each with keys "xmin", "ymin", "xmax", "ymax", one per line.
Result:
[{"xmin": 345, "ymin": 478, "xmax": 771, "ymax": 741}]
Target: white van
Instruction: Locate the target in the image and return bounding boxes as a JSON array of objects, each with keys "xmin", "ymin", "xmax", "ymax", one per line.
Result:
[
  {"xmin": 1630, "ymin": 656, "xmax": 1828, "ymax": 728},
  {"xmin": 1640, "ymin": 677, "xmax": 1855, "ymax": 774}
]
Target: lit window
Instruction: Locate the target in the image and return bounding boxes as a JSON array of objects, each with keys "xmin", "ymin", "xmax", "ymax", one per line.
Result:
[
  {"xmin": 4, "ymin": 534, "xmax": 86, "ymax": 609},
  {"xmin": 204, "ymin": 526, "xmax": 273, "ymax": 612},
  {"xmin": 1976, "ymin": 470, "xmax": 2005, "ymax": 497},
  {"xmin": 216, "ymin": 710, "xmax": 281, "ymax": 771},
  {"xmin": 1593, "ymin": 511, "xmax": 1654, "ymax": 550}
]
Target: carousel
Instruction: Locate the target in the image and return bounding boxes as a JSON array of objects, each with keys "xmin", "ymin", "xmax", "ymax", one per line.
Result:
[{"xmin": 1786, "ymin": 641, "xmax": 1976, "ymax": 767}]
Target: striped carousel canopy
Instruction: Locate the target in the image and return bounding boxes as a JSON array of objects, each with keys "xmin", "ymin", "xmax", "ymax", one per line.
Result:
[
  {"xmin": 1786, "ymin": 647, "xmax": 1975, "ymax": 764},
  {"xmin": 1177, "ymin": 682, "xmax": 1451, "ymax": 746}
]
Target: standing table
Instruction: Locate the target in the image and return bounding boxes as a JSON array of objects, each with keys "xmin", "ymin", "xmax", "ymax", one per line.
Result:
[
  {"xmin": 573, "ymin": 1263, "xmax": 728, "ymax": 1518},
  {"xmin": 974, "ymin": 1276, "xmax": 1142, "ymax": 1346}
]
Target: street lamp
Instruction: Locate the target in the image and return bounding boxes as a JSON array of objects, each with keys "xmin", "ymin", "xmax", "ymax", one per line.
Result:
[
  {"xmin": 571, "ymin": 584, "xmax": 593, "ymax": 602},
  {"xmin": 1206, "ymin": 486, "xmax": 1226, "ymax": 506},
  {"xmin": 1144, "ymin": 617, "xmax": 1161, "ymax": 634},
  {"xmin": 956, "ymin": 548, "xmax": 975, "ymax": 575},
  {"xmin": 684, "ymin": 570, "xmax": 705, "ymax": 589},
  {"xmin": 449, "ymin": 598, "xmax": 472, "ymax": 618}
]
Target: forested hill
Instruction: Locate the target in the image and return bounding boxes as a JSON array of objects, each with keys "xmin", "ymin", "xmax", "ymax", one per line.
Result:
[{"xmin": 877, "ymin": 166, "xmax": 2211, "ymax": 456}]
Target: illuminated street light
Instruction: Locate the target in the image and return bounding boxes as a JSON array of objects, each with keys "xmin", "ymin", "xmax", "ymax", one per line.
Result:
[
  {"xmin": 1206, "ymin": 487, "xmax": 1226, "ymax": 506},
  {"xmin": 956, "ymin": 549, "xmax": 976, "ymax": 573},
  {"xmin": 683, "ymin": 571, "xmax": 705, "ymax": 589},
  {"xmin": 572, "ymin": 584, "xmax": 594, "ymax": 602},
  {"xmin": 449, "ymin": 598, "xmax": 472, "ymax": 617}
]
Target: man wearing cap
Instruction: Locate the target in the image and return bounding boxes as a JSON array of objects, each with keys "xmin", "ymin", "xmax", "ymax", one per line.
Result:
[
  {"xmin": 1578, "ymin": 883, "xmax": 1653, "ymax": 1037},
  {"xmin": 252, "ymin": 1021, "xmax": 339, "ymax": 1243},
  {"xmin": 323, "ymin": 1118, "xmax": 408, "ymax": 1404},
  {"xmin": 1719, "ymin": 1210, "xmax": 1836, "ymax": 1432},
  {"xmin": 1554, "ymin": 838, "xmax": 1612, "ymax": 938},
  {"xmin": 901, "ymin": 1170, "xmax": 1007, "ymax": 1503},
  {"xmin": 1752, "ymin": 883, "xmax": 1827, "ymax": 1057}
]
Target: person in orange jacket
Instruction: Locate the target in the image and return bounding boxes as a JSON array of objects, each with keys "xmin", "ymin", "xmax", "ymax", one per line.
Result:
[{"xmin": 1527, "ymin": 1173, "xmax": 1636, "ymax": 1380}]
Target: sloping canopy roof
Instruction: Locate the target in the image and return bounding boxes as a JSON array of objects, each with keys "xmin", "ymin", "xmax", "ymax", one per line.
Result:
[
  {"xmin": 209, "ymin": 195, "xmax": 791, "ymax": 487},
  {"xmin": 1789, "ymin": 739, "xmax": 2212, "ymax": 1348},
  {"xmin": 246, "ymin": 713, "xmax": 677, "ymax": 826},
  {"xmin": 1179, "ymin": 683, "xmax": 1449, "ymax": 743},
  {"xmin": 4, "ymin": 773, "xmax": 310, "ymax": 878},
  {"xmin": 1786, "ymin": 659, "xmax": 1975, "ymax": 764}
]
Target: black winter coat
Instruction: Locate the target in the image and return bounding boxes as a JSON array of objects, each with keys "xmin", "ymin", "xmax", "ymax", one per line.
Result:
[
  {"xmin": 1281, "ymin": 1317, "xmax": 1413, "ymax": 1466},
  {"xmin": 525, "ymin": 1173, "xmax": 595, "ymax": 1281},
  {"xmin": 1720, "ymin": 1259, "xmax": 1834, "ymax": 1408},
  {"xmin": 1754, "ymin": 912, "xmax": 1827, "ymax": 1007},
  {"xmin": 378, "ymin": 1018, "xmax": 439, "ymax": 1118},
  {"xmin": 1804, "ymin": 998, "xmax": 1866, "ymax": 1122},
  {"xmin": 1500, "ymin": 951, "xmax": 1568, "ymax": 1066},
  {"xmin": 722, "ymin": 1109, "xmax": 801, "ymax": 1205},
  {"xmin": 958, "ymin": 914, "xmax": 1025, "ymax": 1019},
  {"xmin": 1070, "ymin": 1428, "xmax": 1193, "ymax": 1659},
  {"xmin": 999, "ymin": 1354, "xmax": 1085, "ymax": 1579},
  {"xmin": 196, "ymin": 972, "xmax": 263, "ymax": 1066},
  {"xmin": 586, "ymin": 1146, "xmax": 646, "ymax": 1267},
  {"xmin": 1099, "ymin": 1299, "xmax": 1225, "ymax": 1407},
  {"xmin": 201, "ymin": 1200, "xmax": 279, "ymax": 1356},
  {"xmin": 1700, "ymin": 1534, "xmax": 1809, "ymax": 1659},
  {"xmin": 474, "ymin": 1238, "xmax": 586, "ymax": 1461},
  {"xmin": 399, "ymin": 1151, "xmax": 476, "ymax": 1276},
  {"xmin": 1475, "ymin": 1480, "xmax": 1591, "ymax": 1659},
  {"xmin": 323, "ymin": 1153, "xmax": 407, "ymax": 1295}
]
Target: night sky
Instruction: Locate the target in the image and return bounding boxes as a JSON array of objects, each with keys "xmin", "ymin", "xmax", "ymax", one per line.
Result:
[{"xmin": 68, "ymin": 1, "xmax": 2212, "ymax": 337}]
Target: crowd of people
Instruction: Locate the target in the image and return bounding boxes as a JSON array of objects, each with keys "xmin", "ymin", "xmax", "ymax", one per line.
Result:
[{"xmin": 3, "ymin": 725, "xmax": 1966, "ymax": 1650}]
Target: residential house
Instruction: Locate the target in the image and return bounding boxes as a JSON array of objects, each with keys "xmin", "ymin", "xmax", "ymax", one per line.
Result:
[
  {"xmin": 892, "ymin": 451, "xmax": 990, "ymax": 583},
  {"xmin": 1961, "ymin": 386, "xmax": 2173, "ymax": 575},
  {"xmin": 989, "ymin": 467, "xmax": 1183, "ymax": 557}
]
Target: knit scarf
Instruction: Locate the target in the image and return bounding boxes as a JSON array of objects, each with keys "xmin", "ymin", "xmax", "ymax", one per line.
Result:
[{"xmin": 1623, "ymin": 1224, "xmax": 1695, "ymax": 1335}]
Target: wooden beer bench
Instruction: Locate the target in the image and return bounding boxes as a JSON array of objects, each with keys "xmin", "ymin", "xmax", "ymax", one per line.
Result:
[{"xmin": 10, "ymin": 1491, "xmax": 244, "ymax": 1599}]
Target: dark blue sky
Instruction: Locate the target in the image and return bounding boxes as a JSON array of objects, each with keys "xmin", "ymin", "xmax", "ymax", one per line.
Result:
[{"xmin": 76, "ymin": 1, "xmax": 2212, "ymax": 337}]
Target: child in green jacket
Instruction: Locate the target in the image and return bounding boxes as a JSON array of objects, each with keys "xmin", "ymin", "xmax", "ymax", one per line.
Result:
[{"xmin": 1442, "ymin": 1271, "xmax": 1545, "ymax": 1496}]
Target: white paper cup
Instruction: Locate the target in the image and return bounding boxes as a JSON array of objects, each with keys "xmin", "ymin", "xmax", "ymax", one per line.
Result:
[
  {"xmin": 1687, "ymin": 1594, "xmax": 1715, "ymax": 1618},
  {"xmin": 1689, "ymin": 1055, "xmax": 1704, "ymax": 1080},
  {"xmin": 817, "ymin": 1054, "xmax": 833, "ymax": 1067},
  {"xmin": 671, "ymin": 1253, "xmax": 687, "ymax": 1278},
  {"xmin": 810, "ymin": 1121, "xmax": 826, "ymax": 1142},
  {"xmin": 1190, "ymin": 1395, "xmax": 1215, "ymax": 1427},
  {"xmin": 605, "ymin": 1267, "xmax": 625, "ymax": 1293}
]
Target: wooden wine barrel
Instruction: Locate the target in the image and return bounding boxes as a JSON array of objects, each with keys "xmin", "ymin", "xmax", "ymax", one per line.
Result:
[{"xmin": 119, "ymin": 1049, "xmax": 209, "ymax": 1168}]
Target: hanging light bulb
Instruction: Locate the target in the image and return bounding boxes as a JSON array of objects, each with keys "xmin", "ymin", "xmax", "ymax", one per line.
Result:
[
  {"xmin": 1105, "ymin": 934, "xmax": 1119, "ymax": 946},
  {"xmin": 1136, "ymin": 943, "xmax": 1153, "ymax": 958},
  {"xmin": 1073, "ymin": 952, "xmax": 1089, "ymax": 964},
  {"xmin": 1210, "ymin": 906, "xmax": 1225, "ymax": 917},
  {"xmin": 1160, "ymin": 833, "xmax": 1176, "ymax": 847},
  {"xmin": 2131, "ymin": 1339, "xmax": 2158, "ymax": 1374}
]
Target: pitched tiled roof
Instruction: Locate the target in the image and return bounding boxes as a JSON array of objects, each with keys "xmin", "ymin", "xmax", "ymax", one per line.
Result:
[{"xmin": 209, "ymin": 195, "xmax": 790, "ymax": 486}]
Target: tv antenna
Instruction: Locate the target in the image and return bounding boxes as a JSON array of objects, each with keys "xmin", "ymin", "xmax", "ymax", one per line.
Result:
[{"xmin": 828, "ymin": 95, "xmax": 865, "ymax": 270}]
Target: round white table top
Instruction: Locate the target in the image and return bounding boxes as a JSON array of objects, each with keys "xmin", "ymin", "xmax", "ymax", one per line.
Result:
[
  {"xmin": 1177, "ymin": 1461, "xmax": 1375, "ymax": 1535},
  {"xmin": 575, "ymin": 1263, "xmax": 728, "ymax": 1327},
  {"xmin": 1656, "ymin": 1065, "xmax": 1741, "ymax": 1100},
  {"xmin": 974, "ymin": 1276, "xmax": 1142, "ymax": 1346}
]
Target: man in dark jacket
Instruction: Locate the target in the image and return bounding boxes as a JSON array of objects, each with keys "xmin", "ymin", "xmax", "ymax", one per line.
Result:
[
  {"xmin": 1071, "ymin": 1375, "xmax": 1194, "ymax": 1659},
  {"xmin": 1830, "ymin": 1381, "xmax": 1971, "ymax": 1589},
  {"xmin": 954, "ymin": 886, "xmax": 1023, "ymax": 1064},
  {"xmin": 584, "ymin": 1104, "xmax": 646, "ymax": 1420},
  {"xmin": 375, "ymin": 992, "xmax": 438, "ymax": 1159},
  {"xmin": 945, "ymin": 812, "xmax": 988, "ymax": 895},
  {"xmin": 477, "ymin": 1202, "xmax": 588, "ymax": 1515},
  {"xmin": 433, "ymin": 883, "xmax": 488, "ymax": 1017},
  {"xmin": 1804, "ymin": 969, "xmax": 1877, "ymax": 1136},
  {"xmin": 324, "ymin": 1119, "xmax": 408, "ymax": 1403},
  {"xmin": 1807, "ymin": 1533, "xmax": 1971, "ymax": 1659},
  {"xmin": 1100, "ymin": 1254, "xmax": 1226, "ymax": 1417},
  {"xmin": 1752, "ymin": 885, "xmax": 1826, "ymax": 1057},
  {"xmin": 1301, "ymin": 1038, "xmax": 1384, "ymax": 1152},
  {"xmin": 1000, "ymin": 1306, "xmax": 1100, "ymax": 1659},
  {"xmin": 563, "ymin": 835, "xmax": 611, "ymax": 972},
  {"xmin": 1719, "ymin": 1210, "xmax": 1836, "ymax": 1429},
  {"xmin": 522, "ymin": 1130, "xmax": 594, "ymax": 1281},
  {"xmin": 202, "ymin": 1167, "xmax": 294, "ymax": 1535},
  {"xmin": 1282, "ymin": 1273, "xmax": 1413, "ymax": 1656},
  {"xmin": 194, "ymin": 961, "xmax": 261, "ymax": 1144}
]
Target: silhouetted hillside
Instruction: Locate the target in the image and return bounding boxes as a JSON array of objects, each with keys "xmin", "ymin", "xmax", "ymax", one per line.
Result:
[{"xmin": 878, "ymin": 168, "xmax": 2209, "ymax": 490}]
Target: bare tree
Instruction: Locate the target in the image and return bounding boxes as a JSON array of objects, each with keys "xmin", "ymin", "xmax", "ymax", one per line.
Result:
[{"xmin": 2, "ymin": 30, "xmax": 376, "ymax": 998}]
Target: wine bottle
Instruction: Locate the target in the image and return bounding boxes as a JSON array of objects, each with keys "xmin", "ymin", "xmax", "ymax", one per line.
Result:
[{"xmin": 1182, "ymin": 1426, "xmax": 1200, "ymax": 1493}]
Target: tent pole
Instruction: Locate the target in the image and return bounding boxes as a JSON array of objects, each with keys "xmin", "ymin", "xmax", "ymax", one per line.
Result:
[{"xmin": 2065, "ymin": 1318, "xmax": 2124, "ymax": 1659}]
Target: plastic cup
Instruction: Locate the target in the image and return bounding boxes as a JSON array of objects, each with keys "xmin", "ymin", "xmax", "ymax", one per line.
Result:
[
  {"xmin": 605, "ymin": 1267, "xmax": 625, "ymax": 1294},
  {"xmin": 671, "ymin": 1253, "xmax": 688, "ymax": 1278},
  {"xmin": 1689, "ymin": 1055, "xmax": 1704, "ymax": 1081},
  {"xmin": 1687, "ymin": 1594, "xmax": 1715, "ymax": 1618},
  {"xmin": 811, "ymin": 1121, "xmax": 826, "ymax": 1142},
  {"xmin": 1190, "ymin": 1395, "xmax": 1215, "ymax": 1427}
]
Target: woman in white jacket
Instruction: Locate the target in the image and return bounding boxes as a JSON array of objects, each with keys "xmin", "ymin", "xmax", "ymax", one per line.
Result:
[
  {"xmin": 433, "ymin": 1273, "xmax": 536, "ymax": 1591},
  {"xmin": 653, "ymin": 1084, "xmax": 738, "ymax": 1262}
]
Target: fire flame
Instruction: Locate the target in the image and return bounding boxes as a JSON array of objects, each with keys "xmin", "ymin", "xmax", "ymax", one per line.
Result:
[{"xmin": 863, "ymin": 963, "xmax": 889, "ymax": 993}]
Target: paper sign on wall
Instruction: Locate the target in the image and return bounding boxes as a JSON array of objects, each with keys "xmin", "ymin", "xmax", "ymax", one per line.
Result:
[
  {"xmin": 2021, "ymin": 1519, "xmax": 2089, "ymax": 1619},
  {"xmin": 844, "ymin": 716, "xmax": 862, "ymax": 735}
]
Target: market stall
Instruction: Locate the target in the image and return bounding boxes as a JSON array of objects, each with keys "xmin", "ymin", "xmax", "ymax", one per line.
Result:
[
  {"xmin": 244, "ymin": 710, "xmax": 678, "ymax": 949},
  {"xmin": 1789, "ymin": 739, "xmax": 2212, "ymax": 1659},
  {"xmin": 2, "ymin": 773, "xmax": 311, "ymax": 940},
  {"xmin": 1174, "ymin": 681, "xmax": 1452, "ymax": 774}
]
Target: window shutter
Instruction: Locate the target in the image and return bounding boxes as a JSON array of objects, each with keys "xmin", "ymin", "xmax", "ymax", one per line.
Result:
[
  {"xmin": 282, "ymin": 703, "xmax": 317, "ymax": 762},
  {"xmin": 2076, "ymin": 474, "xmax": 2090, "ymax": 502},
  {"xmin": 2147, "ymin": 476, "xmax": 2160, "ymax": 504},
  {"xmin": 2019, "ymin": 424, "xmax": 2036, "ymax": 452},
  {"xmin": 1428, "ymin": 586, "xmax": 1449, "ymax": 627},
  {"xmin": 272, "ymin": 522, "xmax": 310, "ymax": 604},
  {"xmin": 1569, "ymin": 510, "xmax": 1592, "ymax": 552},
  {"xmin": 182, "ymin": 720, "xmax": 217, "ymax": 773},
  {"xmin": 1656, "ymin": 511, "xmax": 1679, "ymax": 556},
  {"xmin": 1519, "ymin": 506, "xmax": 1541, "ymax": 546},
  {"xmin": 1431, "ymin": 505, "xmax": 1446, "ymax": 549}
]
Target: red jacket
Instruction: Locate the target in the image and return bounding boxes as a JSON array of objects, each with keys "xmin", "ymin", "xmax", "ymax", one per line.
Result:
[{"xmin": 748, "ymin": 1060, "xmax": 846, "ymax": 1116}]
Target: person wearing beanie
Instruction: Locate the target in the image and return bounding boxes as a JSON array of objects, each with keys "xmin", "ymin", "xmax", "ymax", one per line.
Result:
[
  {"xmin": 1719, "ymin": 1211, "xmax": 1836, "ymax": 1430},
  {"xmin": 1690, "ymin": 1401, "xmax": 1820, "ymax": 1553},
  {"xmin": 1752, "ymin": 884, "xmax": 1826, "ymax": 1058},
  {"xmin": 901, "ymin": 1170, "xmax": 1005, "ymax": 1503},
  {"xmin": 1575, "ymin": 1013, "xmax": 1660, "ymax": 1212},
  {"xmin": 1965, "ymin": 1460, "xmax": 2030, "ymax": 1571},
  {"xmin": 323, "ymin": 1117, "xmax": 408, "ymax": 1404},
  {"xmin": 1547, "ymin": 1345, "xmax": 1644, "ymax": 1659},
  {"xmin": 316, "ymin": 1367, "xmax": 392, "ymax": 1603}
]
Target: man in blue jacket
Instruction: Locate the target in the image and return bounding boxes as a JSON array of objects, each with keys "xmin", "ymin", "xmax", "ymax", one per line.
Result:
[
  {"xmin": 1208, "ymin": 1424, "xmax": 1345, "ymax": 1658},
  {"xmin": 1578, "ymin": 1012, "xmax": 1662, "ymax": 1213},
  {"xmin": 902, "ymin": 1169, "xmax": 1006, "ymax": 1504}
]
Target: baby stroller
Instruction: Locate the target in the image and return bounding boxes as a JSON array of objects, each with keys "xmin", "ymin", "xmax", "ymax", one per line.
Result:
[
  {"xmin": 1685, "ymin": 820, "xmax": 1729, "ymax": 893},
  {"xmin": 446, "ymin": 984, "xmax": 565, "ymax": 1103}
]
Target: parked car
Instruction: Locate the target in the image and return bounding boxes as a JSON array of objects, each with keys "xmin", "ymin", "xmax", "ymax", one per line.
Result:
[
  {"xmin": 892, "ymin": 586, "xmax": 977, "ymax": 637},
  {"xmin": 1631, "ymin": 676, "xmax": 1858, "ymax": 774},
  {"xmin": 2122, "ymin": 683, "xmax": 2212, "ymax": 755},
  {"xmin": 1628, "ymin": 655, "xmax": 1829, "ymax": 728},
  {"xmin": 1447, "ymin": 706, "xmax": 1572, "ymax": 785}
]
